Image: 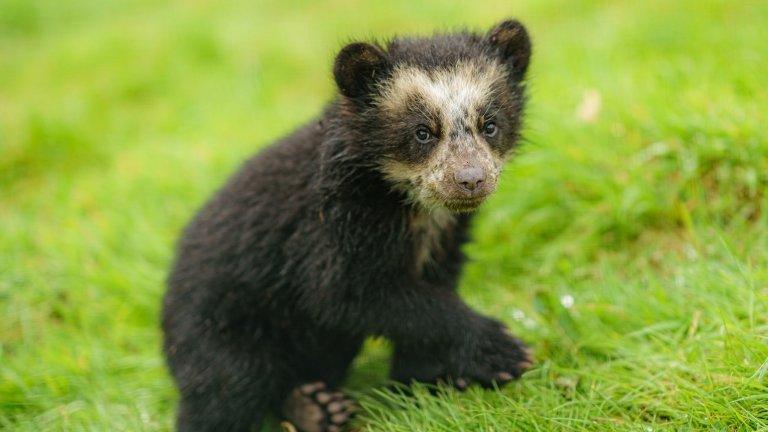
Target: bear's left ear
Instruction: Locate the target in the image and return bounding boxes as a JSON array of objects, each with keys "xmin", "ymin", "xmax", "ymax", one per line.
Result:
[
  {"xmin": 333, "ymin": 42, "xmax": 390, "ymax": 101},
  {"xmin": 486, "ymin": 19, "xmax": 532, "ymax": 82}
]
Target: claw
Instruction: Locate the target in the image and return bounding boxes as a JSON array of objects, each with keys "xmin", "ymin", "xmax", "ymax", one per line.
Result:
[
  {"xmin": 326, "ymin": 401, "xmax": 344, "ymax": 413},
  {"xmin": 523, "ymin": 346, "xmax": 535, "ymax": 362},
  {"xmin": 300, "ymin": 382, "xmax": 325, "ymax": 395},
  {"xmin": 331, "ymin": 412, "xmax": 350, "ymax": 424},
  {"xmin": 455, "ymin": 378, "xmax": 469, "ymax": 390},
  {"xmin": 315, "ymin": 392, "xmax": 332, "ymax": 404}
]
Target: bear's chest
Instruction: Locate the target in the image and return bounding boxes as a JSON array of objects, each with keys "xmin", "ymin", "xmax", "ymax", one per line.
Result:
[{"xmin": 408, "ymin": 208, "xmax": 456, "ymax": 275}]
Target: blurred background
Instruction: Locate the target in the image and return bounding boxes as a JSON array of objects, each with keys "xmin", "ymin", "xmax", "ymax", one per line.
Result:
[{"xmin": 1, "ymin": 0, "xmax": 767, "ymax": 430}]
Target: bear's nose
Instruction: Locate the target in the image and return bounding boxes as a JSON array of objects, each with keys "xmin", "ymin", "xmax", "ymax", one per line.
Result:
[{"xmin": 454, "ymin": 167, "xmax": 485, "ymax": 193}]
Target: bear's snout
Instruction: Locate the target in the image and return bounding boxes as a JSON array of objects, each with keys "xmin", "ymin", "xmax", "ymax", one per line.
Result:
[{"xmin": 453, "ymin": 167, "xmax": 486, "ymax": 195}]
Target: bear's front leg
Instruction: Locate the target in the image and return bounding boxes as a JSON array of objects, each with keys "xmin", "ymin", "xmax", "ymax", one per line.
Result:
[
  {"xmin": 391, "ymin": 316, "xmax": 533, "ymax": 390},
  {"xmin": 310, "ymin": 280, "xmax": 532, "ymax": 389}
]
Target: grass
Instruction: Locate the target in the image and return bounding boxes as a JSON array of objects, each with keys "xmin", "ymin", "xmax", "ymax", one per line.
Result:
[{"xmin": 1, "ymin": 0, "xmax": 767, "ymax": 430}]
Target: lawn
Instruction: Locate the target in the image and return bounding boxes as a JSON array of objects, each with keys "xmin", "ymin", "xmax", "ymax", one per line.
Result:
[{"xmin": 1, "ymin": 0, "xmax": 767, "ymax": 430}]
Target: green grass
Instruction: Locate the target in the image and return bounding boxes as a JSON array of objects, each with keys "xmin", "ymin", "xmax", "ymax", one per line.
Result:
[{"xmin": 1, "ymin": 0, "xmax": 767, "ymax": 430}]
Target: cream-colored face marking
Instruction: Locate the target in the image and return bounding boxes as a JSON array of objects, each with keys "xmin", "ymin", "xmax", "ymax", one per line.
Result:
[
  {"xmin": 377, "ymin": 60, "xmax": 510, "ymax": 212},
  {"xmin": 378, "ymin": 60, "xmax": 507, "ymax": 126}
]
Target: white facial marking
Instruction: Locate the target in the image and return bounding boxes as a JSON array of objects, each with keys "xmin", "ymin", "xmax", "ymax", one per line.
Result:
[
  {"xmin": 382, "ymin": 61, "xmax": 505, "ymax": 126},
  {"xmin": 378, "ymin": 60, "xmax": 510, "ymax": 211}
]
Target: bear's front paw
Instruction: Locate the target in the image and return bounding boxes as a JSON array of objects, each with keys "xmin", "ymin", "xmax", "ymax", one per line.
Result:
[
  {"xmin": 281, "ymin": 382, "xmax": 357, "ymax": 432},
  {"xmin": 449, "ymin": 319, "xmax": 532, "ymax": 390}
]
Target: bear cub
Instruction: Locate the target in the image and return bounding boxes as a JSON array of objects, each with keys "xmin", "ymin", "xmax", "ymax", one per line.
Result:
[{"xmin": 163, "ymin": 19, "xmax": 533, "ymax": 432}]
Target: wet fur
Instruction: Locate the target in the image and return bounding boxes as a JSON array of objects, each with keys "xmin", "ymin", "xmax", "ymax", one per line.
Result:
[{"xmin": 163, "ymin": 20, "xmax": 532, "ymax": 432}]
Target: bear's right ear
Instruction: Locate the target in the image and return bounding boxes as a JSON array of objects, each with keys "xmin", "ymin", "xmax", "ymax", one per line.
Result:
[
  {"xmin": 486, "ymin": 19, "xmax": 532, "ymax": 82},
  {"xmin": 333, "ymin": 42, "xmax": 390, "ymax": 100}
]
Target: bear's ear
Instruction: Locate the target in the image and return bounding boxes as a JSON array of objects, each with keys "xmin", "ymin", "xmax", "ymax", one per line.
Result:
[
  {"xmin": 486, "ymin": 19, "xmax": 532, "ymax": 82},
  {"xmin": 333, "ymin": 42, "xmax": 390, "ymax": 100}
]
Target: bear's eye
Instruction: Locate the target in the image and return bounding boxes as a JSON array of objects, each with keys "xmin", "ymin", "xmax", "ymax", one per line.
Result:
[
  {"xmin": 483, "ymin": 121, "xmax": 498, "ymax": 137},
  {"xmin": 414, "ymin": 127, "xmax": 434, "ymax": 144}
]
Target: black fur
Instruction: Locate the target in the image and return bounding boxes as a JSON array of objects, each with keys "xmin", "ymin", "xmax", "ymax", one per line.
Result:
[
  {"xmin": 488, "ymin": 19, "xmax": 531, "ymax": 82},
  {"xmin": 163, "ymin": 20, "xmax": 532, "ymax": 432},
  {"xmin": 333, "ymin": 42, "xmax": 390, "ymax": 101}
]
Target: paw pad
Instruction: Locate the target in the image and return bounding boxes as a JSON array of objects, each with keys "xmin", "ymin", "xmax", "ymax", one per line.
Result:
[{"xmin": 282, "ymin": 382, "xmax": 356, "ymax": 432}]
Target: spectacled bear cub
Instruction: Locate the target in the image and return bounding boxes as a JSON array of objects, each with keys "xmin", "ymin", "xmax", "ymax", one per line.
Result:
[{"xmin": 163, "ymin": 19, "xmax": 533, "ymax": 432}]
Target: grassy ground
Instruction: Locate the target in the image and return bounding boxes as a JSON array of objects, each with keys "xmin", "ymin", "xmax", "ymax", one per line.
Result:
[{"xmin": 1, "ymin": 0, "xmax": 767, "ymax": 430}]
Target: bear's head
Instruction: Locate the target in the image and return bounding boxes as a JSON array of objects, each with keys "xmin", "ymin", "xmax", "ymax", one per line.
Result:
[{"xmin": 333, "ymin": 19, "xmax": 531, "ymax": 213}]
